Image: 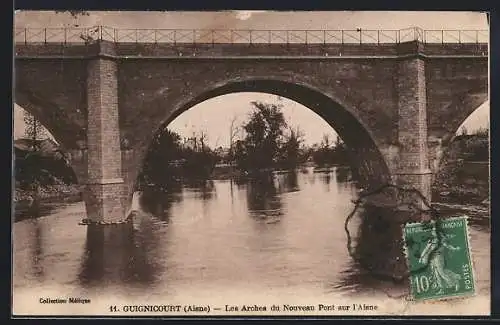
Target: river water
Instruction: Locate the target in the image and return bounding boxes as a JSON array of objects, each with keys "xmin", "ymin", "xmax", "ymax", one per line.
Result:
[{"xmin": 12, "ymin": 167, "xmax": 491, "ymax": 316}]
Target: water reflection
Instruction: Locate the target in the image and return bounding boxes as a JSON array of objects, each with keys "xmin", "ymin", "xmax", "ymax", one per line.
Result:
[
  {"xmin": 140, "ymin": 187, "xmax": 183, "ymax": 222},
  {"xmin": 29, "ymin": 218, "xmax": 45, "ymax": 280},
  {"xmin": 13, "ymin": 166, "xmax": 491, "ymax": 303},
  {"xmin": 246, "ymin": 172, "xmax": 284, "ymax": 220},
  {"xmin": 79, "ymin": 222, "xmax": 161, "ymax": 287},
  {"xmin": 184, "ymin": 179, "xmax": 216, "ymax": 201},
  {"xmin": 333, "ymin": 204, "xmax": 409, "ymax": 295},
  {"xmin": 336, "ymin": 166, "xmax": 351, "ymax": 183}
]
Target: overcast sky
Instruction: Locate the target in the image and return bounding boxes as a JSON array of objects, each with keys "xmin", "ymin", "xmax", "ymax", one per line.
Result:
[{"xmin": 14, "ymin": 11, "xmax": 489, "ymax": 146}]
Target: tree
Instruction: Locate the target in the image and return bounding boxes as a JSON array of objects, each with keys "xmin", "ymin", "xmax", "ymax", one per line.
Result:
[
  {"xmin": 228, "ymin": 116, "xmax": 239, "ymax": 162},
  {"xmin": 279, "ymin": 126, "xmax": 305, "ymax": 169},
  {"xmin": 18, "ymin": 111, "xmax": 67, "ymax": 216},
  {"xmin": 140, "ymin": 129, "xmax": 183, "ymax": 189},
  {"xmin": 235, "ymin": 101, "xmax": 287, "ymax": 172},
  {"xmin": 23, "ymin": 111, "xmax": 48, "ymax": 144}
]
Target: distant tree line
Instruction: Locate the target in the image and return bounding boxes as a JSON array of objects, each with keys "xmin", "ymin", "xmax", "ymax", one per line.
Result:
[
  {"xmin": 139, "ymin": 101, "xmax": 351, "ymax": 189},
  {"xmin": 138, "ymin": 129, "xmax": 219, "ymax": 190},
  {"xmin": 456, "ymin": 126, "xmax": 489, "ymax": 161}
]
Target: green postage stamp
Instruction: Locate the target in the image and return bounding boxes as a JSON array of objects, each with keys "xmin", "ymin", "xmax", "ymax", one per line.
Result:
[{"xmin": 403, "ymin": 216, "xmax": 475, "ymax": 301}]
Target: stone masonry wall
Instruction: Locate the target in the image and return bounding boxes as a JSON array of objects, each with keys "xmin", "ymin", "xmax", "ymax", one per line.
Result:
[
  {"xmin": 85, "ymin": 57, "xmax": 125, "ymax": 222},
  {"xmin": 396, "ymin": 57, "xmax": 432, "ymax": 200}
]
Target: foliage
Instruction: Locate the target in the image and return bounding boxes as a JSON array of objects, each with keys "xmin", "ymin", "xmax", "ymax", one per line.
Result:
[
  {"xmin": 23, "ymin": 110, "xmax": 48, "ymax": 142},
  {"xmin": 16, "ymin": 112, "xmax": 73, "ymax": 203},
  {"xmin": 453, "ymin": 128, "xmax": 489, "ymax": 161},
  {"xmin": 310, "ymin": 134, "xmax": 349, "ymax": 167},
  {"xmin": 139, "ymin": 129, "xmax": 218, "ymax": 190},
  {"xmin": 433, "ymin": 127, "xmax": 490, "ymax": 201},
  {"xmin": 233, "ymin": 101, "xmax": 288, "ymax": 172},
  {"xmin": 277, "ymin": 126, "xmax": 307, "ymax": 169}
]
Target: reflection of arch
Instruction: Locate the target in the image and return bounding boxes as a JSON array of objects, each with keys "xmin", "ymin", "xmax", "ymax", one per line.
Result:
[{"xmin": 141, "ymin": 78, "xmax": 392, "ymax": 190}]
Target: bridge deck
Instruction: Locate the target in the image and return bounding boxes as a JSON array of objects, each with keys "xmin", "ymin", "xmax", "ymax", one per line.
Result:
[{"xmin": 15, "ymin": 42, "xmax": 488, "ymax": 59}]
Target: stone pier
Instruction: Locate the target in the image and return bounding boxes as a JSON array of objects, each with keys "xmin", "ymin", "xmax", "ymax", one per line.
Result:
[
  {"xmin": 395, "ymin": 56, "xmax": 432, "ymax": 204},
  {"xmin": 83, "ymin": 53, "xmax": 126, "ymax": 223}
]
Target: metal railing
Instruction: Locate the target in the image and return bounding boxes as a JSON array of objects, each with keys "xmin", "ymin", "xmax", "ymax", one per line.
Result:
[{"xmin": 14, "ymin": 26, "xmax": 489, "ymax": 45}]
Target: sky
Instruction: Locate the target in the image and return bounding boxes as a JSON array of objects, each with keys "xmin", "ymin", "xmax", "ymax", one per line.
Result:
[{"xmin": 13, "ymin": 11, "xmax": 489, "ymax": 147}]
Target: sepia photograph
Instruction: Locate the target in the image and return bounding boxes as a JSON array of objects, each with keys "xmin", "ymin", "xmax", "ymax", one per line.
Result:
[{"xmin": 12, "ymin": 10, "xmax": 490, "ymax": 316}]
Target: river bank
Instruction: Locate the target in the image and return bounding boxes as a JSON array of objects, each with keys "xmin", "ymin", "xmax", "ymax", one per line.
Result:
[{"xmin": 14, "ymin": 184, "xmax": 82, "ymax": 222}]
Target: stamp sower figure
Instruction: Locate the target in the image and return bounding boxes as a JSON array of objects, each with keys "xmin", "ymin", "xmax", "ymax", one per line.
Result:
[{"xmin": 418, "ymin": 229, "xmax": 462, "ymax": 294}]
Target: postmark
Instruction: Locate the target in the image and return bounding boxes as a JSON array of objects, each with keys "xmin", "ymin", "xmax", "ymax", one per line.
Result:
[{"xmin": 403, "ymin": 216, "xmax": 475, "ymax": 301}]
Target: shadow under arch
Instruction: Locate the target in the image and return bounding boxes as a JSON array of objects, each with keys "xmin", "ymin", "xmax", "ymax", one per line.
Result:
[
  {"xmin": 13, "ymin": 100, "xmax": 81, "ymax": 186},
  {"xmin": 435, "ymin": 90, "xmax": 489, "ymax": 145},
  {"xmin": 140, "ymin": 77, "xmax": 392, "ymax": 190},
  {"xmin": 430, "ymin": 95, "xmax": 489, "ymax": 204},
  {"xmin": 431, "ymin": 93, "xmax": 489, "ymax": 176},
  {"xmin": 15, "ymin": 88, "xmax": 86, "ymax": 151}
]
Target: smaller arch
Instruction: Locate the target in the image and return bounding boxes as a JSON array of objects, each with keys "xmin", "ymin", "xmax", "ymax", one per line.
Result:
[
  {"xmin": 15, "ymin": 88, "xmax": 86, "ymax": 151},
  {"xmin": 435, "ymin": 90, "xmax": 489, "ymax": 145},
  {"xmin": 13, "ymin": 104, "xmax": 84, "ymax": 186},
  {"xmin": 430, "ymin": 99, "xmax": 490, "ymax": 200}
]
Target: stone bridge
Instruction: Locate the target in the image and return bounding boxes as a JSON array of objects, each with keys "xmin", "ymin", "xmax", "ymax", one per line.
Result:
[{"xmin": 14, "ymin": 26, "xmax": 488, "ymax": 223}]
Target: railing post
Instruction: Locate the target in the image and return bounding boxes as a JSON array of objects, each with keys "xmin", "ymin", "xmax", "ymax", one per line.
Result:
[
  {"xmin": 377, "ymin": 30, "xmax": 380, "ymax": 44},
  {"xmin": 397, "ymin": 30, "xmax": 400, "ymax": 43},
  {"xmin": 99, "ymin": 26, "xmax": 103, "ymax": 40},
  {"xmin": 114, "ymin": 28, "xmax": 117, "ymax": 43},
  {"xmin": 476, "ymin": 30, "xmax": 479, "ymax": 44},
  {"xmin": 154, "ymin": 30, "xmax": 157, "ymax": 44},
  {"xmin": 305, "ymin": 31, "xmax": 308, "ymax": 44},
  {"xmin": 268, "ymin": 30, "xmax": 271, "ymax": 44},
  {"xmin": 323, "ymin": 30, "xmax": 326, "ymax": 45},
  {"xmin": 135, "ymin": 29, "xmax": 138, "ymax": 43},
  {"xmin": 286, "ymin": 30, "xmax": 289, "ymax": 44},
  {"xmin": 442, "ymin": 30, "xmax": 444, "ymax": 44},
  {"xmin": 341, "ymin": 30, "xmax": 344, "ymax": 44},
  {"xmin": 24, "ymin": 27, "xmax": 27, "ymax": 44},
  {"xmin": 64, "ymin": 28, "xmax": 67, "ymax": 45},
  {"xmin": 249, "ymin": 30, "xmax": 252, "ymax": 45},
  {"xmin": 174, "ymin": 30, "xmax": 177, "ymax": 45},
  {"xmin": 230, "ymin": 30, "xmax": 233, "ymax": 44},
  {"xmin": 211, "ymin": 30, "xmax": 214, "ymax": 46},
  {"xmin": 44, "ymin": 28, "xmax": 47, "ymax": 44},
  {"xmin": 458, "ymin": 30, "xmax": 461, "ymax": 44}
]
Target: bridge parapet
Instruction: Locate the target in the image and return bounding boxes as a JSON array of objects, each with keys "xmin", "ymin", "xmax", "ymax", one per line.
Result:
[{"xmin": 15, "ymin": 26, "xmax": 488, "ymax": 46}]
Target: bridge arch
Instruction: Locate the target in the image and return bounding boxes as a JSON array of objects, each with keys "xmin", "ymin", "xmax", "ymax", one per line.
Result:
[{"xmin": 135, "ymin": 77, "xmax": 392, "ymax": 192}]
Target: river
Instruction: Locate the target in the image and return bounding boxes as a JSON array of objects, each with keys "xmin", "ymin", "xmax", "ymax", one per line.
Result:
[{"xmin": 12, "ymin": 167, "xmax": 491, "ymax": 316}]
